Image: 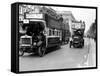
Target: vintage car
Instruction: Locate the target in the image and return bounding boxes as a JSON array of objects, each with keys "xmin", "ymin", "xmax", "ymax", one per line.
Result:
[{"xmin": 70, "ymin": 35, "xmax": 84, "ymax": 48}]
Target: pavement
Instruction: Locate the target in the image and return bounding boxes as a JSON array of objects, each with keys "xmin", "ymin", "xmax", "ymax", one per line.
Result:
[{"xmin": 19, "ymin": 38, "xmax": 96, "ymax": 71}]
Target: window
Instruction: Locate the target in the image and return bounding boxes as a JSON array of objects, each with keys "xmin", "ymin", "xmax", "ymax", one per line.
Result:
[
  {"xmin": 49, "ymin": 28, "xmax": 60, "ymax": 36},
  {"xmin": 54, "ymin": 29, "xmax": 57, "ymax": 36},
  {"xmin": 59, "ymin": 31, "xmax": 61, "ymax": 36},
  {"xmin": 60, "ymin": 31, "xmax": 62, "ymax": 36},
  {"xmin": 52, "ymin": 29, "xmax": 55, "ymax": 35},
  {"xmin": 57, "ymin": 31, "xmax": 59, "ymax": 36},
  {"xmin": 49, "ymin": 29, "xmax": 52, "ymax": 36},
  {"xmin": 55, "ymin": 31, "xmax": 57, "ymax": 36}
]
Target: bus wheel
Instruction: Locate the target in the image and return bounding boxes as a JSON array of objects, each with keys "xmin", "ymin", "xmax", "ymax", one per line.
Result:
[
  {"xmin": 38, "ymin": 45, "xmax": 46, "ymax": 57},
  {"xmin": 19, "ymin": 50, "xmax": 24, "ymax": 56}
]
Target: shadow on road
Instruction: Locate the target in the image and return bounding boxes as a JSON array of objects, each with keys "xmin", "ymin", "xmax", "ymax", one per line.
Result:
[
  {"xmin": 46, "ymin": 46, "xmax": 61, "ymax": 54},
  {"xmin": 20, "ymin": 46, "xmax": 62, "ymax": 58}
]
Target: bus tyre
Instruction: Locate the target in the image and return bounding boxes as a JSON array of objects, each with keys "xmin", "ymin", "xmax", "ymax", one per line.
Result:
[
  {"xmin": 19, "ymin": 50, "xmax": 24, "ymax": 56},
  {"xmin": 38, "ymin": 45, "xmax": 46, "ymax": 57}
]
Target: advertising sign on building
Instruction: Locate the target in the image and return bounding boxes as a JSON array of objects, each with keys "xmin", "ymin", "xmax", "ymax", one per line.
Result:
[
  {"xmin": 26, "ymin": 13, "xmax": 43, "ymax": 19},
  {"xmin": 72, "ymin": 21, "xmax": 85, "ymax": 29}
]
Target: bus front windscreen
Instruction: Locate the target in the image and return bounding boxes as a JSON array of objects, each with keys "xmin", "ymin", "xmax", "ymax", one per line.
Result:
[{"xmin": 23, "ymin": 21, "xmax": 45, "ymax": 35}]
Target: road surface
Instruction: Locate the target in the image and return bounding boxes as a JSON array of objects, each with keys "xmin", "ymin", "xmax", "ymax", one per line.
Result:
[{"xmin": 19, "ymin": 38, "xmax": 96, "ymax": 71}]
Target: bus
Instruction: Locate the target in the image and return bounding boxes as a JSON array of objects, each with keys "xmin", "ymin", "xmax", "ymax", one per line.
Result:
[{"xmin": 19, "ymin": 12, "xmax": 62, "ymax": 57}]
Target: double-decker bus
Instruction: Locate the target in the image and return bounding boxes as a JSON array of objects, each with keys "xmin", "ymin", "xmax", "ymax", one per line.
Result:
[{"xmin": 19, "ymin": 8, "xmax": 63, "ymax": 57}]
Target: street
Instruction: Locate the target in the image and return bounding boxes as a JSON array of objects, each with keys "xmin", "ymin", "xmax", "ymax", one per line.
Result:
[{"xmin": 19, "ymin": 38, "xmax": 96, "ymax": 71}]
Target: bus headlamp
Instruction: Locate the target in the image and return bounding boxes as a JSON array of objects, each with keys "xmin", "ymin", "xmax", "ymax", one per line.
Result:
[{"xmin": 33, "ymin": 42, "xmax": 36, "ymax": 45}]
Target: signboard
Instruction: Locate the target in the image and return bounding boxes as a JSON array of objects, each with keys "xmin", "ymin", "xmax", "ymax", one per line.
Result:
[
  {"xmin": 75, "ymin": 23, "xmax": 81, "ymax": 29},
  {"xmin": 72, "ymin": 22, "xmax": 85, "ymax": 29},
  {"xmin": 26, "ymin": 13, "xmax": 43, "ymax": 19},
  {"xmin": 72, "ymin": 23, "xmax": 80, "ymax": 29}
]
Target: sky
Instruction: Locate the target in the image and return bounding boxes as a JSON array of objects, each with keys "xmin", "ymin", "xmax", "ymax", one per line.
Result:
[{"xmin": 51, "ymin": 6, "xmax": 96, "ymax": 33}]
